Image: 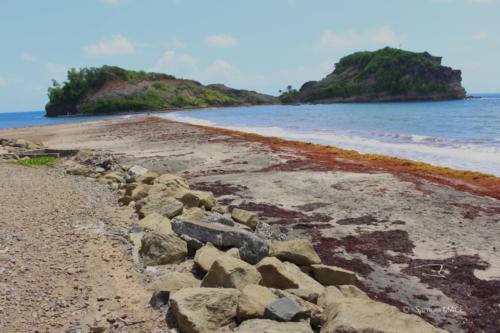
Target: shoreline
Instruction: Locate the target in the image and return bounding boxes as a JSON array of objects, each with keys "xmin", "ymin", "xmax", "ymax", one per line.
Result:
[{"xmin": 1, "ymin": 116, "xmax": 499, "ymax": 332}]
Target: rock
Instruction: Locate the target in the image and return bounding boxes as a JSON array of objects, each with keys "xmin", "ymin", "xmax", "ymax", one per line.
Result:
[
  {"xmin": 282, "ymin": 262, "xmax": 325, "ymax": 295},
  {"xmin": 311, "ymin": 264, "xmax": 356, "ymax": 286},
  {"xmin": 138, "ymin": 213, "xmax": 173, "ymax": 235},
  {"xmin": 149, "ymin": 290, "xmax": 170, "ymax": 309},
  {"xmin": 212, "ymin": 204, "xmax": 229, "ymax": 214},
  {"xmin": 170, "ymin": 287, "xmax": 240, "ymax": 333},
  {"xmin": 264, "ymin": 297, "xmax": 306, "ymax": 322},
  {"xmin": 321, "ymin": 297, "xmax": 448, "ymax": 333},
  {"xmin": 177, "ymin": 190, "xmax": 217, "ymax": 210},
  {"xmin": 201, "ymin": 256, "xmax": 262, "ymax": 289},
  {"xmin": 232, "ymin": 319, "xmax": 314, "ymax": 333},
  {"xmin": 338, "ymin": 285, "xmax": 369, "ymax": 299},
  {"xmin": 256, "ymin": 257, "xmax": 299, "ymax": 290},
  {"xmin": 139, "ymin": 232, "xmax": 187, "ymax": 266},
  {"xmin": 66, "ymin": 165, "xmax": 96, "ymax": 176},
  {"xmin": 128, "ymin": 165, "xmax": 149, "ymax": 177},
  {"xmin": 273, "ymin": 289, "xmax": 323, "ymax": 326},
  {"xmin": 137, "ymin": 192, "xmax": 184, "ymax": 218},
  {"xmin": 119, "ymin": 183, "xmax": 150, "ymax": 205},
  {"xmin": 203, "ymin": 212, "xmax": 235, "ymax": 227},
  {"xmin": 102, "ymin": 171, "xmax": 125, "ymax": 183},
  {"xmin": 284, "ymin": 289, "xmax": 319, "ymax": 303},
  {"xmin": 147, "ymin": 271, "xmax": 200, "ymax": 293},
  {"xmin": 194, "ymin": 243, "xmax": 241, "ymax": 272},
  {"xmin": 255, "ymin": 221, "xmax": 287, "ymax": 241},
  {"xmin": 128, "ymin": 231, "xmax": 143, "ymax": 251},
  {"xmin": 180, "ymin": 207, "xmax": 206, "ymax": 222},
  {"xmin": 171, "ymin": 217, "xmax": 269, "ymax": 264},
  {"xmin": 317, "ymin": 286, "xmax": 344, "ymax": 308},
  {"xmin": 191, "ymin": 190, "xmax": 217, "ymax": 210},
  {"xmin": 133, "ymin": 171, "xmax": 160, "ymax": 184},
  {"xmin": 237, "ymin": 285, "xmax": 278, "ymax": 320},
  {"xmin": 270, "ymin": 239, "xmax": 321, "ymax": 266},
  {"xmin": 153, "ymin": 174, "xmax": 190, "ymax": 196},
  {"xmin": 231, "ymin": 208, "xmax": 259, "ymax": 230},
  {"xmin": 180, "ymin": 234, "xmax": 204, "ymax": 257},
  {"xmin": 226, "ymin": 248, "xmax": 240, "ymax": 259}
]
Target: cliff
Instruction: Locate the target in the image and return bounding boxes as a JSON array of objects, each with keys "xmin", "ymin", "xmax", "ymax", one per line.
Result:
[
  {"xmin": 298, "ymin": 47, "xmax": 466, "ymax": 103},
  {"xmin": 45, "ymin": 66, "xmax": 278, "ymax": 117}
]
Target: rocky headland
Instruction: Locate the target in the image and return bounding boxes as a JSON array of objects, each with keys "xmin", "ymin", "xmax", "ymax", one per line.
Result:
[
  {"xmin": 1, "ymin": 118, "xmax": 499, "ymax": 333},
  {"xmin": 45, "ymin": 66, "xmax": 278, "ymax": 117},
  {"xmin": 292, "ymin": 48, "xmax": 466, "ymax": 103}
]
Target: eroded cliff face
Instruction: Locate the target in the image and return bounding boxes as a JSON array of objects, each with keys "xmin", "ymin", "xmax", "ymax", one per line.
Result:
[{"xmin": 299, "ymin": 48, "xmax": 466, "ymax": 103}]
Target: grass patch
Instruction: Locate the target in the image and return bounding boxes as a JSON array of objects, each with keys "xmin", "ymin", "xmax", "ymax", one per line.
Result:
[{"xmin": 17, "ymin": 156, "xmax": 58, "ymax": 167}]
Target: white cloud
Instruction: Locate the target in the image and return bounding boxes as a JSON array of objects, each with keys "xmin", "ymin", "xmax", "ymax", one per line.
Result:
[
  {"xmin": 21, "ymin": 53, "xmax": 37, "ymax": 62},
  {"xmin": 46, "ymin": 63, "xmax": 69, "ymax": 82},
  {"xmin": 101, "ymin": 0, "xmax": 124, "ymax": 5},
  {"xmin": 320, "ymin": 27, "xmax": 402, "ymax": 49},
  {"xmin": 207, "ymin": 60, "xmax": 233, "ymax": 75},
  {"xmin": 156, "ymin": 50, "xmax": 195, "ymax": 71},
  {"xmin": 206, "ymin": 34, "xmax": 238, "ymax": 47},
  {"xmin": 472, "ymin": 31, "xmax": 489, "ymax": 40},
  {"xmin": 0, "ymin": 77, "xmax": 6, "ymax": 88},
  {"xmin": 83, "ymin": 34, "xmax": 135, "ymax": 56}
]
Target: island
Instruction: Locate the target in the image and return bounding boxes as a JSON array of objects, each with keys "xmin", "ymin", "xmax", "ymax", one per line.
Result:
[
  {"xmin": 45, "ymin": 66, "xmax": 278, "ymax": 117},
  {"xmin": 281, "ymin": 47, "xmax": 466, "ymax": 103}
]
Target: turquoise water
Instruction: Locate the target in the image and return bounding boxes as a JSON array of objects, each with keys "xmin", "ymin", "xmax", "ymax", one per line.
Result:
[
  {"xmin": 161, "ymin": 94, "xmax": 500, "ymax": 176},
  {"xmin": 1, "ymin": 95, "xmax": 499, "ymax": 175}
]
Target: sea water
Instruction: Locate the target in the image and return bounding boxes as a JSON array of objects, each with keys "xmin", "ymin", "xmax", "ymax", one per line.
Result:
[{"xmin": 161, "ymin": 94, "xmax": 500, "ymax": 176}]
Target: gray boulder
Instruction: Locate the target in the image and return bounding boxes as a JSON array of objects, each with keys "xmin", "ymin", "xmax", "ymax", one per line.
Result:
[
  {"xmin": 264, "ymin": 297, "xmax": 307, "ymax": 322},
  {"xmin": 171, "ymin": 217, "xmax": 269, "ymax": 264}
]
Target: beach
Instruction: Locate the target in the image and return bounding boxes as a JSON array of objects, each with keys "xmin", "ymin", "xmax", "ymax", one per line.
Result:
[{"xmin": 1, "ymin": 116, "xmax": 499, "ymax": 332}]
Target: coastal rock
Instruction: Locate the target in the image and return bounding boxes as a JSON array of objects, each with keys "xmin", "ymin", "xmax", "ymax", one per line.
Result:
[
  {"xmin": 256, "ymin": 257, "xmax": 299, "ymax": 290},
  {"xmin": 231, "ymin": 208, "xmax": 259, "ymax": 230},
  {"xmin": 152, "ymin": 174, "xmax": 190, "ymax": 195},
  {"xmin": 273, "ymin": 289, "xmax": 323, "ymax": 326},
  {"xmin": 284, "ymin": 289, "xmax": 319, "ymax": 303},
  {"xmin": 321, "ymin": 297, "xmax": 448, "ymax": 333},
  {"xmin": 170, "ymin": 287, "xmax": 240, "ymax": 333},
  {"xmin": 136, "ymin": 192, "xmax": 184, "ymax": 218},
  {"xmin": 270, "ymin": 239, "xmax": 321, "ymax": 266},
  {"xmin": 201, "ymin": 256, "xmax": 262, "ymax": 289},
  {"xmin": 338, "ymin": 285, "xmax": 369, "ymax": 299},
  {"xmin": 232, "ymin": 319, "xmax": 314, "ymax": 333},
  {"xmin": 137, "ymin": 212, "xmax": 172, "ymax": 235},
  {"xmin": 283, "ymin": 261, "xmax": 325, "ymax": 295},
  {"xmin": 194, "ymin": 243, "xmax": 241, "ymax": 272},
  {"xmin": 132, "ymin": 172, "xmax": 159, "ymax": 185},
  {"xmin": 264, "ymin": 297, "xmax": 306, "ymax": 322},
  {"xmin": 171, "ymin": 217, "xmax": 269, "ymax": 264},
  {"xmin": 211, "ymin": 204, "xmax": 230, "ymax": 215},
  {"xmin": 311, "ymin": 264, "xmax": 356, "ymax": 286},
  {"xmin": 237, "ymin": 285, "xmax": 278, "ymax": 320},
  {"xmin": 128, "ymin": 165, "xmax": 148, "ymax": 177},
  {"xmin": 147, "ymin": 271, "xmax": 200, "ymax": 293},
  {"xmin": 120, "ymin": 183, "xmax": 149, "ymax": 205},
  {"xmin": 317, "ymin": 286, "xmax": 345, "ymax": 308},
  {"xmin": 139, "ymin": 232, "xmax": 187, "ymax": 266}
]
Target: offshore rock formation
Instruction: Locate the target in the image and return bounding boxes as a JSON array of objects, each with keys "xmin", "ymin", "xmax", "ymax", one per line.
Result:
[{"xmin": 298, "ymin": 47, "xmax": 466, "ymax": 103}]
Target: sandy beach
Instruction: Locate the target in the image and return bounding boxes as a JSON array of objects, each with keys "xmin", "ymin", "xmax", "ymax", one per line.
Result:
[{"xmin": 1, "ymin": 116, "xmax": 499, "ymax": 333}]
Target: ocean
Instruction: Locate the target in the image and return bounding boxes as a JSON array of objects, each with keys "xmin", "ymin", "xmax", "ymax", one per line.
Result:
[{"xmin": 1, "ymin": 94, "xmax": 499, "ymax": 176}]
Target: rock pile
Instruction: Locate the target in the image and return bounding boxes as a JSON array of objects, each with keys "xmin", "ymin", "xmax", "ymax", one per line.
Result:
[
  {"xmin": 0, "ymin": 137, "xmax": 42, "ymax": 160},
  {"xmin": 61, "ymin": 158, "xmax": 448, "ymax": 333}
]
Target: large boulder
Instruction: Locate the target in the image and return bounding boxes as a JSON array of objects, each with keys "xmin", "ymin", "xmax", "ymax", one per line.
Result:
[
  {"xmin": 338, "ymin": 285, "xmax": 369, "ymax": 299},
  {"xmin": 171, "ymin": 217, "xmax": 269, "ymax": 264},
  {"xmin": 264, "ymin": 297, "xmax": 306, "ymax": 322},
  {"xmin": 273, "ymin": 289, "xmax": 323, "ymax": 327},
  {"xmin": 321, "ymin": 297, "xmax": 448, "ymax": 333},
  {"xmin": 138, "ymin": 212, "xmax": 172, "ymax": 235},
  {"xmin": 132, "ymin": 171, "xmax": 159, "ymax": 184},
  {"xmin": 147, "ymin": 271, "xmax": 200, "ymax": 293},
  {"xmin": 256, "ymin": 257, "xmax": 324, "ymax": 295},
  {"xmin": 256, "ymin": 257, "xmax": 299, "ymax": 290},
  {"xmin": 317, "ymin": 286, "xmax": 345, "ymax": 308},
  {"xmin": 270, "ymin": 239, "xmax": 321, "ymax": 266},
  {"xmin": 136, "ymin": 192, "xmax": 184, "ymax": 218},
  {"xmin": 232, "ymin": 319, "xmax": 314, "ymax": 333},
  {"xmin": 194, "ymin": 243, "xmax": 241, "ymax": 272},
  {"xmin": 231, "ymin": 208, "xmax": 259, "ymax": 230},
  {"xmin": 120, "ymin": 183, "xmax": 150, "ymax": 205},
  {"xmin": 201, "ymin": 256, "xmax": 262, "ymax": 290},
  {"xmin": 282, "ymin": 262, "xmax": 325, "ymax": 295},
  {"xmin": 139, "ymin": 232, "xmax": 187, "ymax": 266},
  {"xmin": 311, "ymin": 264, "xmax": 356, "ymax": 286},
  {"xmin": 128, "ymin": 165, "xmax": 149, "ymax": 177},
  {"xmin": 170, "ymin": 287, "xmax": 240, "ymax": 333},
  {"xmin": 152, "ymin": 173, "xmax": 190, "ymax": 196},
  {"xmin": 237, "ymin": 285, "xmax": 278, "ymax": 320}
]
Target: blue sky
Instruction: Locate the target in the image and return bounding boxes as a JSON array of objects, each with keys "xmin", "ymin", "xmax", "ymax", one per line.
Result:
[{"xmin": 0, "ymin": 0, "xmax": 499, "ymax": 112}]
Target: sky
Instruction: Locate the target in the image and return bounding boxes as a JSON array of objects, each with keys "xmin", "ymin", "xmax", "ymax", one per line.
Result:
[{"xmin": 0, "ymin": 0, "xmax": 499, "ymax": 112}]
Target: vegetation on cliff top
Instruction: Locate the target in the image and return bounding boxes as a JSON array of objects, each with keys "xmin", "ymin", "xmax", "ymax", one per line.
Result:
[
  {"xmin": 300, "ymin": 47, "xmax": 465, "ymax": 102},
  {"xmin": 46, "ymin": 66, "xmax": 276, "ymax": 116}
]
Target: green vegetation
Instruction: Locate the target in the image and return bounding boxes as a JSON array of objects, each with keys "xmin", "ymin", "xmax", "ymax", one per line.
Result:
[
  {"xmin": 45, "ymin": 65, "xmax": 275, "ymax": 116},
  {"xmin": 17, "ymin": 156, "xmax": 58, "ymax": 167},
  {"xmin": 302, "ymin": 47, "xmax": 459, "ymax": 101},
  {"xmin": 278, "ymin": 86, "xmax": 300, "ymax": 103}
]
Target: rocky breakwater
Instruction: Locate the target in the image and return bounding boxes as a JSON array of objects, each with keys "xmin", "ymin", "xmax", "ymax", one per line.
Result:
[
  {"xmin": 60, "ymin": 153, "xmax": 448, "ymax": 332},
  {"xmin": 0, "ymin": 137, "xmax": 43, "ymax": 161}
]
